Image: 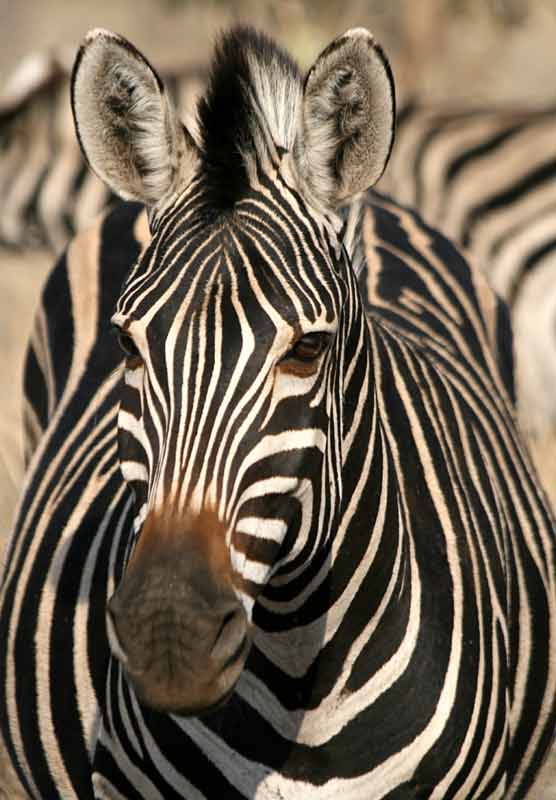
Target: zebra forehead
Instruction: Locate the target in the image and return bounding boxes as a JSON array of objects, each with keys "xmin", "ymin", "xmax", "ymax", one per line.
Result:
[{"xmin": 116, "ymin": 203, "xmax": 340, "ymax": 324}]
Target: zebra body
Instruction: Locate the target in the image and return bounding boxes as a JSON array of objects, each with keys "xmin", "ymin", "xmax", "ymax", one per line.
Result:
[
  {"xmin": 380, "ymin": 101, "xmax": 556, "ymax": 489},
  {"xmin": 1, "ymin": 27, "xmax": 555, "ymax": 799},
  {"xmin": 381, "ymin": 100, "xmax": 556, "ymax": 298}
]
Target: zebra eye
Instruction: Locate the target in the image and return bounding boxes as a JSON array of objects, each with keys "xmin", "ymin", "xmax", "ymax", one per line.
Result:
[
  {"xmin": 279, "ymin": 332, "xmax": 331, "ymax": 377},
  {"xmin": 289, "ymin": 332, "xmax": 330, "ymax": 362},
  {"xmin": 279, "ymin": 332, "xmax": 331, "ymax": 378},
  {"xmin": 115, "ymin": 328, "xmax": 141, "ymax": 360}
]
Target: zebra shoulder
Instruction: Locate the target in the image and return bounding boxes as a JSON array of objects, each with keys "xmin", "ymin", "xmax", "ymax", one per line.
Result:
[
  {"xmin": 23, "ymin": 201, "xmax": 149, "ymax": 463},
  {"xmin": 358, "ymin": 191, "xmax": 517, "ymax": 409}
]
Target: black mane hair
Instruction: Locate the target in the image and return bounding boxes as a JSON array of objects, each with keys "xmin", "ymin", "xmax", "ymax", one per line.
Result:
[{"xmin": 197, "ymin": 26, "xmax": 302, "ymax": 211}]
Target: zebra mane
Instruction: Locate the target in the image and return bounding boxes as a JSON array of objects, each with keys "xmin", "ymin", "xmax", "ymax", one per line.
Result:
[{"xmin": 197, "ymin": 26, "xmax": 303, "ymax": 209}]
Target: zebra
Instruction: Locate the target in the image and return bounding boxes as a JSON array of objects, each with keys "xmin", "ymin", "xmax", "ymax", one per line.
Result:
[
  {"xmin": 379, "ymin": 99, "xmax": 556, "ymax": 503},
  {"xmin": 381, "ymin": 99, "xmax": 556, "ymax": 283},
  {"xmin": 0, "ymin": 48, "xmax": 206, "ymax": 252},
  {"xmin": 6, "ymin": 56, "xmax": 556, "ymax": 499},
  {"xmin": 1, "ymin": 24, "xmax": 556, "ymax": 799}
]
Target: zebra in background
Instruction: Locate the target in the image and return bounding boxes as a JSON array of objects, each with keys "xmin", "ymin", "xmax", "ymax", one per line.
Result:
[
  {"xmin": 379, "ymin": 100, "xmax": 556, "ymax": 503},
  {"xmin": 1, "ymin": 24, "xmax": 556, "ymax": 799},
  {"xmin": 380, "ymin": 100, "xmax": 556, "ymax": 310},
  {"xmin": 0, "ymin": 48, "xmax": 206, "ymax": 252}
]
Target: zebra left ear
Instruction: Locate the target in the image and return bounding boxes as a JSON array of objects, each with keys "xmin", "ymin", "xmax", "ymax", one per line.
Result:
[
  {"xmin": 293, "ymin": 28, "xmax": 395, "ymax": 209},
  {"xmin": 71, "ymin": 29, "xmax": 198, "ymax": 208}
]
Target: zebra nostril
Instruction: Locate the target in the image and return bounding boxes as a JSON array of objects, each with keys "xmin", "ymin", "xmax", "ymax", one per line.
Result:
[{"xmin": 210, "ymin": 604, "xmax": 248, "ymax": 665}]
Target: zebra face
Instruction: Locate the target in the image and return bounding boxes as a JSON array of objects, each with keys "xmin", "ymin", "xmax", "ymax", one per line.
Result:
[
  {"xmin": 72, "ymin": 26, "xmax": 394, "ymax": 714},
  {"xmin": 114, "ymin": 209, "xmax": 343, "ymax": 530},
  {"xmin": 107, "ymin": 188, "xmax": 351, "ymax": 713}
]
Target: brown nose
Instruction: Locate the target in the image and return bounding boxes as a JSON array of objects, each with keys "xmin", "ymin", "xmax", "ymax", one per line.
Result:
[{"xmin": 107, "ymin": 510, "xmax": 250, "ymax": 715}]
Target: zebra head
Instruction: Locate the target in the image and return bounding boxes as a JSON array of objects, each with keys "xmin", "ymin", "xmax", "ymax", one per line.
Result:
[{"xmin": 71, "ymin": 27, "xmax": 395, "ymax": 715}]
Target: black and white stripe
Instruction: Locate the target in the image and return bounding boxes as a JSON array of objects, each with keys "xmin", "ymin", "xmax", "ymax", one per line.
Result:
[
  {"xmin": 380, "ymin": 100, "xmax": 556, "ymax": 300},
  {"xmin": 379, "ymin": 100, "xmax": 556, "ymax": 475},
  {"xmin": 1, "ymin": 27, "xmax": 555, "ymax": 799}
]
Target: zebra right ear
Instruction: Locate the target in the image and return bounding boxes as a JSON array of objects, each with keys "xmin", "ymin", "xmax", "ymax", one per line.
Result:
[
  {"xmin": 293, "ymin": 28, "xmax": 395, "ymax": 210},
  {"xmin": 71, "ymin": 29, "xmax": 198, "ymax": 208}
]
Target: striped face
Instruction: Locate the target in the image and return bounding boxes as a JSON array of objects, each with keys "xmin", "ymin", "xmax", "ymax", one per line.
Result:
[
  {"xmin": 113, "ymin": 173, "xmax": 351, "ymax": 611},
  {"xmin": 71, "ymin": 25, "xmax": 394, "ymax": 714},
  {"xmin": 107, "ymin": 174, "xmax": 365, "ymax": 714}
]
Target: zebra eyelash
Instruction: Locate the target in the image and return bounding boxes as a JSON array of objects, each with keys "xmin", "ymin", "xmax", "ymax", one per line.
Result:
[
  {"xmin": 279, "ymin": 331, "xmax": 332, "ymax": 377},
  {"xmin": 287, "ymin": 332, "xmax": 331, "ymax": 362}
]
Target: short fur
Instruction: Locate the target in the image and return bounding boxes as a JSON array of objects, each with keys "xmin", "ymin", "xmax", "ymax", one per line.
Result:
[{"xmin": 71, "ymin": 29, "xmax": 197, "ymax": 206}]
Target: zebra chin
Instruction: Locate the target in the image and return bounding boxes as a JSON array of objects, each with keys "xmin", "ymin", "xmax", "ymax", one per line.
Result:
[{"xmin": 105, "ymin": 507, "xmax": 251, "ymax": 716}]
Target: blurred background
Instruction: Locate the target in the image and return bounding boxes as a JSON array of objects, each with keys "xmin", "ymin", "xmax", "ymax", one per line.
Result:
[
  {"xmin": 3, "ymin": 0, "xmax": 556, "ymax": 104},
  {"xmin": 2, "ymin": 0, "xmax": 556, "ymax": 533}
]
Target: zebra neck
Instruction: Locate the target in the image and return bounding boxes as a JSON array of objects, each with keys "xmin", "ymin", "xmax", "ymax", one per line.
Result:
[{"xmin": 238, "ymin": 319, "xmax": 414, "ymax": 706}]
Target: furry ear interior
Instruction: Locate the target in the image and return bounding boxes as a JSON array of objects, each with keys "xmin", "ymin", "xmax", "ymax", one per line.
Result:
[
  {"xmin": 293, "ymin": 28, "xmax": 395, "ymax": 209},
  {"xmin": 71, "ymin": 28, "xmax": 198, "ymax": 207}
]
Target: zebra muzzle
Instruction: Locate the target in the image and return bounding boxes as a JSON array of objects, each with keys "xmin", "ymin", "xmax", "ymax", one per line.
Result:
[{"xmin": 106, "ymin": 508, "xmax": 250, "ymax": 715}]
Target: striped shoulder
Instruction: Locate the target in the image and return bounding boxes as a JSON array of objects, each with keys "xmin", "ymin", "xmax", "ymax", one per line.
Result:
[
  {"xmin": 23, "ymin": 202, "xmax": 149, "ymax": 462},
  {"xmin": 357, "ymin": 191, "xmax": 516, "ymax": 407}
]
